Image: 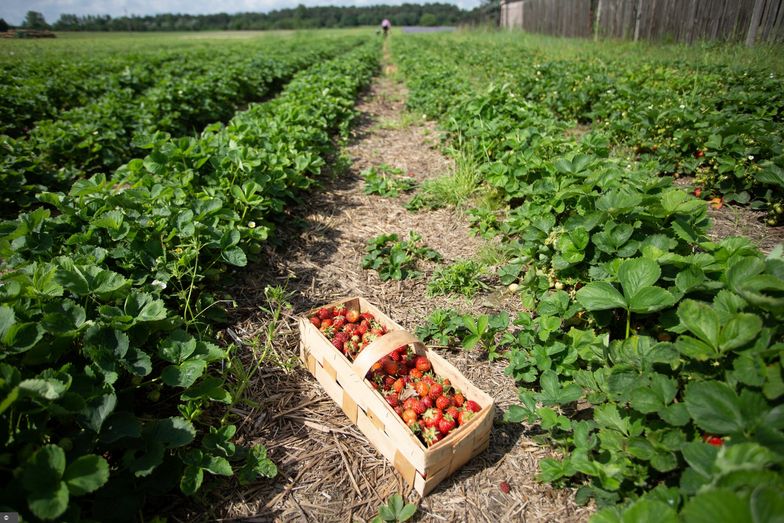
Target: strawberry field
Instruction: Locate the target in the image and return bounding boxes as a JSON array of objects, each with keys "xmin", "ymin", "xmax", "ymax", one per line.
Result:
[{"xmin": 1, "ymin": 28, "xmax": 783, "ymax": 522}]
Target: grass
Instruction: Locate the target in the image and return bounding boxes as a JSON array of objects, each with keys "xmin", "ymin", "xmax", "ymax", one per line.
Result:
[{"xmin": 406, "ymin": 148, "xmax": 482, "ymax": 210}]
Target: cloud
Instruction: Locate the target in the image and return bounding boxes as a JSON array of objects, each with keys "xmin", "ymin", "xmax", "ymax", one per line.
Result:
[{"xmin": 1, "ymin": 0, "xmax": 481, "ymax": 25}]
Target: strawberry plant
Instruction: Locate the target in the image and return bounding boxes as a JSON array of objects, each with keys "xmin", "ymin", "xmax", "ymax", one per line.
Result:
[
  {"xmin": 361, "ymin": 164, "xmax": 417, "ymax": 197},
  {"xmin": 1, "ymin": 40, "xmax": 380, "ymax": 521},
  {"xmin": 426, "ymin": 259, "xmax": 488, "ymax": 297},
  {"xmin": 394, "ymin": 33, "xmax": 784, "ymax": 521},
  {"xmin": 362, "ymin": 232, "xmax": 441, "ymax": 281}
]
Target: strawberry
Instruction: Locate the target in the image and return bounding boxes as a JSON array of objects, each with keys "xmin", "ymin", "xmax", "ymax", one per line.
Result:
[
  {"xmin": 411, "ymin": 398, "xmax": 426, "ymax": 416},
  {"xmin": 332, "ymin": 338, "xmax": 344, "ymax": 351},
  {"xmin": 409, "ymin": 368, "xmax": 423, "ymax": 380},
  {"xmin": 703, "ymin": 435, "xmax": 723, "ymax": 447},
  {"xmin": 393, "ymin": 378, "xmax": 405, "ymax": 394},
  {"xmin": 385, "ymin": 393, "xmax": 399, "ymax": 408},
  {"xmin": 446, "ymin": 405, "xmax": 459, "ymax": 420},
  {"xmin": 332, "ymin": 315, "xmax": 346, "ymax": 330},
  {"xmin": 320, "ymin": 325, "xmax": 334, "ymax": 338},
  {"xmin": 317, "ymin": 307, "xmax": 332, "ymax": 320},
  {"xmin": 382, "ymin": 358, "xmax": 399, "ymax": 376},
  {"xmin": 363, "ymin": 332, "xmax": 379, "ymax": 345},
  {"xmin": 321, "ymin": 318, "xmax": 333, "ymax": 328},
  {"xmin": 422, "ymin": 408, "xmax": 443, "ymax": 428},
  {"xmin": 428, "ymin": 383, "xmax": 443, "ymax": 400},
  {"xmin": 402, "ymin": 408, "xmax": 418, "ymax": 427},
  {"xmin": 422, "ymin": 426, "xmax": 440, "ymax": 447},
  {"xmin": 437, "ymin": 414, "xmax": 456, "ymax": 436},
  {"xmin": 435, "ymin": 395, "xmax": 452, "ymax": 410},
  {"xmin": 457, "ymin": 409, "xmax": 475, "ymax": 426},
  {"xmin": 333, "ymin": 304, "xmax": 347, "ymax": 317},
  {"xmin": 383, "ymin": 375, "xmax": 396, "ymax": 389},
  {"xmin": 357, "ymin": 322, "xmax": 369, "ymax": 335},
  {"xmin": 694, "ymin": 187, "xmax": 702, "ymax": 198},
  {"xmin": 499, "ymin": 481, "xmax": 511, "ymax": 494},
  {"xmin": 415, "ymin": 381, "xmax": 430, "ymax": 398},
  {"xmin": 360, "ymin": 312, "xmax": 374, "ymax": 321},
  {"xmin": 309, "ymin": 316, "xmax": 321, "ymax": 328},
  {"xmin": 421, "ymin": 396, "xmax": 433, "ymax": 410},
  {"xmin": 414, "ymin": 356, "xmax": 431, "ymax": 372},
  {"xmin": 345, "ymin": 309, "xmax": 360, "ymax": 323},
  {"xmin": 465, "ymin": 400, "xmax": 481, "ymax": 413},
  {"xmin": 453, "ymin": 392, "xmax": 465, "ymax": 407},
  {"xmin": 394, "ymin": 405, "xmax": 404, "ymax": 417}
]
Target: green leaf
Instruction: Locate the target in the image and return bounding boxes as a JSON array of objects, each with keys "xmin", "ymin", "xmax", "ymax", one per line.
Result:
[
  {"xmin": 28, "ymin": 480, "xmax": 69, "ymax": 521},
  {"xmin": 221, "ymin": 246, "xmax": 247, "ymax": 267},
  {"xmin": 755, "ymin": 162, "xmax": 784, "ymax": 188},
  {"xmin": 720, "ymin": 313, "xmax": 763, "ymax": 351},
  {"xmin": 158, "ymin": 329, "xmax": 197, "ymax": 364},
  {"xmin": 628, "ymin": 286, "xmax": 676, "ymax": 314},
  {"xmin": 594, "ymin": 403, "xmax": 631, "ymax": 436},
  {"xmin": 81, "ymin": 391, "xmax": 117, "ymax": 433},
  {"xmin": 182, "ymin": 376, "xmax": 232, "ymax": 403},
  {"xmin": 676, "ymin": 266, "xmax": 706, "ymax": 293},
  {"xmin": 684, "ymin": 381, "xmax": 745, "ymax": 435},
  {"xmin": 146, "ymin": 417, "xmax": 196, "ymax": 448},
  {"xmin": 751, "ymin": 485, "xmax": 784, "ymax": 523},
  {"xmin": 618, "ymin": 258, "xmax": 661, "ymax": 299},
  {"xmin": 180, "ymin": 465, "xmax": 203, "ymax": 496},
  {"xmin": 0, "ymin": 305, "xmax": 16, "ymax": 338},
  {"xmin": 681, "ymin": 489, "xmax": 752, "ymax": 523},
  {"xmin": 202, "ymin": 455, "xmax": 233, "ymax": 476},
  {"xmin": 678, "ymin": 300, "xmax": 720, "ymax": 349},
  {"xmin": 22, "ymin": 445, "xmax": 66, "ymax": 492},
  {"xmin": 161, "ymin": 359, "xmax": 207, "ymax": 388},
  {"xmin": 63, "ymin": 455, "xmax": 109, "ymax": 496},
  {"xmin": 100, "ymin": 411, "xmax": 142, "ymax": 443},
  {"xmin": 576, "ymin": 282, "xmax": 626, "ymax": 311}
]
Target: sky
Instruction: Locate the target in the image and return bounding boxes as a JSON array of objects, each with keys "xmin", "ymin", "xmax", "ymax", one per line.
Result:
[{"xmin": 1, "ymin": 0, "xmax": 481, "ymax": 25}]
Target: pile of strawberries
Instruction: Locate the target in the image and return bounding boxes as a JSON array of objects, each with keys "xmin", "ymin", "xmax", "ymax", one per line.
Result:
[
  {"xmin": 309, "ymin": 304, "xmax": 482, "ymax": 447},
  {"xmin": 308, "ymin": 303, "xmax": 390, "ymax": 359}
]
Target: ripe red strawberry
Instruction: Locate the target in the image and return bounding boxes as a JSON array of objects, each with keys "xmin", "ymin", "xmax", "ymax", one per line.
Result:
[
  {"xmin": 394, "ymin": 405, "xmax": 404, "ymax": 417},
  {"xmin": 333, "ymin": 304, "xmax": 347, "ymax": 317},
  {"xmin": 694, "ymin": 187, "xmax": 702, "ymax": 198},
  {"xmin": 436, "ymin": 395, "xmax": 452, "ymax": 411},
  {"xmin": 437, "ymin": 414, "xmax": 456, "ymax": 435},
  {"xmin": 317, "ymin": 307, "xmax": 332, "ymax": 320},
  {"xmin": 428, "ymin": 383, "xmax": 443, "ymax": 400},
  {"xmin": 309, "ymin": 316, "xmax": 321, "ymax": 328},
  {"xmin": 411, "ymin": 398, "xmax": 426, "ymax": 416},
  {"xmin": 345, "ymin": 309, "xmax": 360, "ymax": 323},
  {"xmin": 409, "ymin": 368, "xmax": 423, "ymax": 380},
  {"xmin": 446, "ymin": 405, "xmax": 459, "ymax": 420},
  {"xmin": 332, "ymin": 338, "xmax": 344, "ymax": 351},
  {"xmin": 383, "ymin": 375, "xmax": 396, "ymax": 389},
  {"xmin": 363, "ymin": 332, "xmax": 379, "ymax": 345},
  {"xmin": 414, "ymin": 355, "xmax": 431, "ymax": 372},
  {"xmin": 453, "ymin": 392, "xmax": 465, "ymax": 407},
  {"xmin": 465, "ymin": 400, "xmax": 481, "ymax": 413},
  {"xmin": 457, "ymin": 409, "xmax": 475, "ymax": 426},
  {"xmin": 357, "ymin": 322, "xmax": 369, "ymax": 335},
  {"xmin": 382, "ymin": 358, "xmax": 399, "ymax": 376},
  {"xmin": 422, "ymin": 426, "xmax": 440, "ymax": 447},
  {"xmin": 421, "ymin": 396, "xmax": 433, "ymax": 410},
  {"xmin": 386, "ymin": 393, "xmax": 399, "ymax": 408},
  {"xmin": 422, "ymin": 408, "xmax": 443, "ymax": 428},
  {"xmin": 332, "ymin": 315, "xmax": 346, "ymax": 330},
  {"xmin": 360, "ymin": 312, "xmax": 374, "ymax": 321},
  {"xmin": 499, "ymin": 481, "xmax": 511, "ymax": 494},
  {"xmin": 403, "ymin": 396, "xmax": 418, "ymax": 409},
  {"xmin": 320, "ymin": 318, "xmax": 333, "ymax": 328},
  {"xmin": 703, "ymin": 435, "xmax": 723, "ymax": 447}
]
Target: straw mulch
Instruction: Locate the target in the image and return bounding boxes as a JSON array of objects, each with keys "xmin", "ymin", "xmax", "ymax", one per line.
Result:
[{"xmin": 173, "ymin": 53, "xmax": 594, "ymax": 522}]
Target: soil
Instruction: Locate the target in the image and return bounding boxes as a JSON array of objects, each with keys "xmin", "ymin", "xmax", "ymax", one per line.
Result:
[{"xmin": 177, "ymin": 48, "xmax": 594, "ymax": 522}]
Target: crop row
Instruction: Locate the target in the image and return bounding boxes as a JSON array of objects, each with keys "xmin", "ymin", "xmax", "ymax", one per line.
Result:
[
  {"xmin": 0, "ymin": 41, "xmax": 380, "ymax": 522},
  {"xmin": 407, "ymin": 33, "xmax": 784, "ymax": 224},
  {"xmin": 394, "ymin": 35, "xmax": 783, "ymax": 521},
  {"xmin": 0, "ymin": 35, "xmax": 365, "ymax": 218}
]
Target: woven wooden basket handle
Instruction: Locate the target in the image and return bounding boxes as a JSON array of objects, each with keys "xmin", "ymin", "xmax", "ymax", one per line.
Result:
[{"xmin": 350, "ymin": 330, "xmax": 425, "ymax": 379}]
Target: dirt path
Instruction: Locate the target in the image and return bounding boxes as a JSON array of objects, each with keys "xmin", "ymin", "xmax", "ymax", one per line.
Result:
[{"xmin": 203, "ymin": 48, "xmax": 593, "ymax": 523}]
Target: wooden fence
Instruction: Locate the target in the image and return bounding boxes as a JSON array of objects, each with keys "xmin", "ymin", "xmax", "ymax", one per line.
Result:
[{"xmin": 499, "ymin": 0, "xmax": 784, "ymax": 44}]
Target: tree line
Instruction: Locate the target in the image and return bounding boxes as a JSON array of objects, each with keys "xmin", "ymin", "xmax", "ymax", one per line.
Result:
[{"xmin": 5, "ymin": 4, "xmax": 492, "ymax": 33}]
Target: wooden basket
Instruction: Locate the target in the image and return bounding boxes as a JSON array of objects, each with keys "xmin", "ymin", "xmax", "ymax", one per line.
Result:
[{"xmin": 298, "ymin": 296, "xmax": 495, "ymax": 496}]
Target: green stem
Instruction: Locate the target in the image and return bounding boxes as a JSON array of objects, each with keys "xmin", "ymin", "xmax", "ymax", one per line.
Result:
[{"xmin": 626, "ymin": 308, "xmax": 631, "ymax": 340}]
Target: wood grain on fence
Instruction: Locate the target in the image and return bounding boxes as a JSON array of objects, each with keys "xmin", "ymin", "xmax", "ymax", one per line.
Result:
[{"xmin": 499, "ymin": 0, "xmax": 784, "ymax": 44}]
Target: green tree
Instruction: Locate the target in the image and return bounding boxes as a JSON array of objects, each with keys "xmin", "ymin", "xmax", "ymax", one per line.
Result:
[
  {"xmin": 0, "ymin": 18, "xmax": 9, "ymax": 32},
  {"xmin": 419, "ymin": 13, "xmax": 438, "ymax": 26},
  {"xmin": 22, "ymin": 11, "xmax": 50, "ymax": 30}
]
